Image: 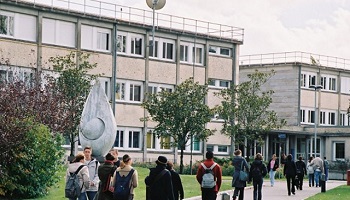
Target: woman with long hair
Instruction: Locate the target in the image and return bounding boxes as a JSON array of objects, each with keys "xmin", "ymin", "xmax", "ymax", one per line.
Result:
[{"xmin": 283, "ymin": 154, "xmax": 297, "ymax": 196}]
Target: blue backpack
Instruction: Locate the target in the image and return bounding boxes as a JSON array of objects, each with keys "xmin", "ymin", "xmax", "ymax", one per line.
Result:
[
  {"xmin": 113, "ymin": 169, "xmax": 135, "ymax": 200},
  {"xmin": 65, "ymin": 165, "xmax": 85, "ymax": 199}
]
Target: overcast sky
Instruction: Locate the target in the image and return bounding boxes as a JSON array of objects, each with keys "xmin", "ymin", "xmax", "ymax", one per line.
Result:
[
  {"xmin": 108, "ymin": 0, "xmax": 350, "ymax": 59},
  {"xmin": 25, "ymin": 0, "xmax": 350, "ymax": 59}
]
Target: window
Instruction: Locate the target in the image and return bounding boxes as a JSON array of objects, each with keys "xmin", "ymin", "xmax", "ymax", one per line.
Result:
[
  {"xmin": 181, "ymin": 137, "xmax": 201, "ymax": 152},
  {"xmin": 340, "ymin": 113, "xmax": 346, "ymax": 126},
  {"xmin": 162, "ymin": 42, "xmax": 174, "ymax": 60},
  {"xmin": 340, "ymin": 77, "xmax": 350, "ymax": 94},
  {"xmin": 180, "ymin": 45, "xmax": 188, "ymax": 62},
  {"xmin": 208, "ymin": 79, "xmax": 230, "ymax": 89},
  {"xmin": 218, "ymin": 145, "xmax": 228, "ymax": 153},
  {"xmin": 209, "ymin": 46, "xmax": 231, "ymax": 57},
  {"xmin": 98, "ymin": 77, "xmax": 111, "ymax": 100},
  {"xmin": 117, "ymin": 34, "xmax": 126, "ymax": 53},
  {"xmin": 131, "ymin": 36, "xmax": 142, "ymax": 55},
  {"xmin": 114, "ymin": 130, "xmax": 124, "ymax": 147},
  {"xmin": 149, "ymin": 40, "xmax": 158, "ymax": 57},
  {"xmin": 320, "ymin": 76, "xmax": 326, "ymax": 89},
  {"xmin": 206, "ymin": 145, "xmax": 214, "ymax": 152},
  {"xmin": 180, "ymin": 42, "xmax": 204, "ymax": 65},
  {"xmin": 149, "ymin": 37, "xmax": 175, "ymax": 61},
  {"xmin": 309, "ymin": 75, "xmax": 316, "ymax": 86},
  {"xmin": 116, "ymin": 80, "xmax": 143, "ymax": 103},
  {"xmin": 300, "ymin": 110, "xmax": 306, "ymax": 123},
  {"xmin": 0, "ymin": 69, "xmax": 14, "ymax": 83},
  {"xmin": 0, "ymin": 13, "xmax": 14, "ymax": 36},
  {"xmin": 329, "ymin": 77, "xmax": 336, "ymax": 91},
  {"xmin": 307, "ymin": 110, "xmax": 315, "ymax": 123},
  {"xmin": 328, "ymin": 112, "xmax": 336, "ymax": 125},
  {"xmin": 43, "ymin": 18, "xmax": 76, "ymax": 47},
  {"xmin": 97, "ymin": 31, "xmax": 109, "ymax": 51},
  {"xmin": 147, "ymin": 83, "xmax": 174, "ymax": 95},
  {"xmin": 81, "ymin": 25, "xmax": 111, "ymax": 52},
  {"xmin": 128, "ymin": 130, "xmax": 140, "ymax": 148},
  {"xmin": 333, "ymin": 142, "xmax": 345, "ymax": 160},
  {"xmin": 146, "ymin": 130, "xmax": 156, "ymax": 149},
  {"xmin": 320, "ymin": 111, "xmax": 326, "ymax": 125}
]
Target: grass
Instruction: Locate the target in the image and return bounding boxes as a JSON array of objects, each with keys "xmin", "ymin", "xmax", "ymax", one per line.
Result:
[
  {"xmin": 31, "ymin": 167, "xmax": 234, "ymax": 199},
  {"xmin": 305, "ymin": 185, "xmax": 350, "ymax": 200}
]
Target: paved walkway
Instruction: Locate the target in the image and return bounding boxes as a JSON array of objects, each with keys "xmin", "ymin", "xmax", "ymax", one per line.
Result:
[{"xmin": 185, "ymin": 180, "xmax": 346, "ymax": 200}]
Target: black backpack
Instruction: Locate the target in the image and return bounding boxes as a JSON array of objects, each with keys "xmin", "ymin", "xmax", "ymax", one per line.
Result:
[
  {"xmin": 113, "ymin": 169, "xmax": 135, "ymax": 200},
  {"xmin": 251, "ymin": 165, "xmax": 262, "ymax": 179},
  {"xmin": 65, "ymin": 165, "xmax": 85, "ymax": 199}
]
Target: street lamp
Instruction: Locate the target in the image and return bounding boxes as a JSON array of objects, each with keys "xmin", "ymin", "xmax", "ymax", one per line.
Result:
[{"xmin": 310, "ymin": 85, "xmax": 322, "ymax": 158}]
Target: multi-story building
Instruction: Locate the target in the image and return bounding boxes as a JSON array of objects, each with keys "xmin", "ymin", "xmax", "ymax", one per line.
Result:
[
  {"xmin": 0, "ymin": 0, "xmax": 244, "ymax": 164},
  {"xmin": 240, "ymin": 52, "xmax": 350, "ymax": 162}
]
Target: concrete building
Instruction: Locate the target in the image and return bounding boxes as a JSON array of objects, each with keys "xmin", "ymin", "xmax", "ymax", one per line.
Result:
[
  {"xmin": 240, "ymin": 51, "xmax": 350, "ymax": 162},
  {"xmin": 0, "ymin": 0, "xmax": 243, "ymax": 164}
]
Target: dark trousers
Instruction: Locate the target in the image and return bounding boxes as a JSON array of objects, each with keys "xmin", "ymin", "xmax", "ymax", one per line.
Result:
[
  {"xmin": 296, "ymin": 174, "xmax": 304, "ymax": 190},
  {"xmin": 286, "ymin": 175, "xmax": 296, "ymax": 195},
  {"xmin": 201, "ymin": 188, "xmax": 217, "ymax": 200},
  {"xmin": 233, "ymin": 187, "xmax": 244, "ymax": 200},
  {"xmin": 308, "ymin": 174, "xmax": 314, "ymax": 186},
  {"xmin": 253, "ymin": 178, "xmax": 263, "ymax": 200}
]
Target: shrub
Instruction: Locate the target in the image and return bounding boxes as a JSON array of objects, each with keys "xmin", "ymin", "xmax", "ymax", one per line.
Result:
[{"xmin": 0, "ymin": 119, "xmax": 65, "ymax": 199}]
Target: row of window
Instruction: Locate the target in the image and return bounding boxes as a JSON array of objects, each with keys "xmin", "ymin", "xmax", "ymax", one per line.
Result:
[
  {"xmin": 0, "ymin": 11, "xmax": 232, "ymax": 65},
  {"xmin": 300, "ymin": 108, "xmax": 350, "ymax": 126},
  {"xmin": 301, "ymin": 72, "xmax": 350, "ymax": 94}
]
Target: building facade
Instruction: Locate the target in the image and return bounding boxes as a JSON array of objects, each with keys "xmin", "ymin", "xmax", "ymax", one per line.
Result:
[
  {"xmin": 240, "ymin": 52, "xmax": 350, "ymax": 162},
  {"xmin": 0, "ymin": 0, "xmax": 243, "ymax": 164}
]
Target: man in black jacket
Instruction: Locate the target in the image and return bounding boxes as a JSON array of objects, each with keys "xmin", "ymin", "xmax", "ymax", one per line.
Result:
[
  {"xmin": 249, "ymin": 153, "xmax": 267, "ymax": 200},
  {"xmin": 145, "ymin": 156, "xmax": 175, "ymax": 200},
  {"xmin": 295, "ymin": 156, "xmax": 307, "ymax": 190},
  {"xmin": 166, "ymin": 161, "xmax": 184, "ymax": 200}
]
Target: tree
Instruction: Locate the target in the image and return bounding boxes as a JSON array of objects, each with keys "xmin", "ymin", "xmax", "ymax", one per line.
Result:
[
  {"xmin": 215, "ymin": 70, "xmax": 286, "ymax": 155},
  {"xmin": 142, "ymin": 78, "xmax": 215, "ymax": 173},
  {"xmin": 49, "ymin": 52, "xmax": 98, "ymax": 156}
]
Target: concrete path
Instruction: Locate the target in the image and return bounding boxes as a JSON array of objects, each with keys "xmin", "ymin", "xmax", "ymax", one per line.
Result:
[{"xmin": 185, "ymin": 180, "xmax": 347, "ymax": 200}]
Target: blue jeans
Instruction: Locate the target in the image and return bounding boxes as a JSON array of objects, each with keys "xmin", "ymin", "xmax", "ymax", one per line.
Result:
[
  {"xmin": 269, "ymin": 170, "xmax": 276, "ymax": 186},
  {"xmin": 69, "ymin": 192, "xmax": 87, "ymax": 200},
  {"xmin": 308, "ymin": 174, "xmax": 314, "ymax": 186},
  {"xmin": 325, "ymin": 168, "xmax": 329, "ymax": 181},
  {"xmin": 314, "ymin": 170, "xmax": 321, "ymax": 187},
  {"xmin": 86, "ymin": 191, "xmax": 97, "ymax": 200}
]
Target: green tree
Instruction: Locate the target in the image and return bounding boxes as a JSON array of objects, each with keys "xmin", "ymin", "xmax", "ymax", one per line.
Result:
[
  {"xmin": 215, "ymin": 70, "xmax": 286, "ymax": 154},
  {"xmin": 49, "ymin": 52, "xmax": 98, "ymax": 156},
  {"xmin": 142, "ymin": 78, "xmax": 215, "ymax": 173}
]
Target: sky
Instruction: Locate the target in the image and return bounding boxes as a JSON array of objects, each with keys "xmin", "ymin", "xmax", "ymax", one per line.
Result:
[{"xmin": 23, "ymin": 0, "xmax": 350, "ymax": 59}]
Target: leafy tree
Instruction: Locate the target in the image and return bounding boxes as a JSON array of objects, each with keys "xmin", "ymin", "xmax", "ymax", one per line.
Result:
[
  {"xmin": 215, "ymin": 70, "xmax": 286, "ymax": 154},
  {"xmin": 142, "ymin": 78, "xmax": 215, "ymax": 173},
  {"xmin": 49, "ymin": 52, "xmax": 98, "ymax": 156}
]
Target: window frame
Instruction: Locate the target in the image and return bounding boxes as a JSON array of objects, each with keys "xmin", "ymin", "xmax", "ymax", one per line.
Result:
[
  {"xmin": 0, "ymin": 11, "xmax": 14, "ymax": 37},
  {"xmin": 333, "ymin": 141, "xmax": 345, "ymax": 161},
  {"xmin": 208, "ymin": 46, "xmax": 231, "ymax": 57},
  {"xmin": 116, "ymin": 80, "xmax": 143, "ymax": 103}
]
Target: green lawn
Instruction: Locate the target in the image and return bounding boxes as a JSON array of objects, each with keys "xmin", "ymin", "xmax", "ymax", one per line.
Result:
[
  {"xmin": 306, "ymin": 185, "xmax": 350, "ymax": 200},
  {"xmin": 32, "ymin": 167, "xmax": 234, "ymax": 200}
]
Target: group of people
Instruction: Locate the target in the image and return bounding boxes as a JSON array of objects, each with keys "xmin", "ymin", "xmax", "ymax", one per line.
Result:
[{"xmin": 66, "ymin": 148, "xmax": 185, "ymax": 200}]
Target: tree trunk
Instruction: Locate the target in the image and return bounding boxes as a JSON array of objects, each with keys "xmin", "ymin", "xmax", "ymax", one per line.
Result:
[{"xmin": 179, "ymin": 148, "xmax": 184, "ymax": 174}]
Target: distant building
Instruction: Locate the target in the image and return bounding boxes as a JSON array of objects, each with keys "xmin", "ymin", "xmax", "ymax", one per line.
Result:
[
  {"xmin": 240, "ymin": 52, "xmax": 350, "ymax": 162},
  {"xmin": 0, "ymin": 0, "xmax": 243, "ymax": 164}
]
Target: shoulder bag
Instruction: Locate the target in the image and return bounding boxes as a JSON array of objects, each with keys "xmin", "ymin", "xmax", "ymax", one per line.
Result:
[{"xmin": 239, "ymin": 160, "xmax": 248, "ymax": 182}]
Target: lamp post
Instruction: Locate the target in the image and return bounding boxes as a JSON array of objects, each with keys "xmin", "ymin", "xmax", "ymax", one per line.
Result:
[{"xmin": 310, "ymin": 85, "xmax": 322, "ymax": 158}]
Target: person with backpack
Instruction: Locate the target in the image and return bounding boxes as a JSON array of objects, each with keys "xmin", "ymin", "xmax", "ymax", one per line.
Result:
[
  {"xmin": 232, "ymin": 149, "xmax": 249, "ymax": 200},
  {"xmin": 111, "ymin": 154, "xmax": 138, "ymax": 200},
  {"xmin": 145, "ymin": 156, "xmax": 175, "ymax": 200},
  {"xmin": 323, "ymin": 157, "xmax": 329, "ymax": 181},
  {"xmin": 267, "ymin": 154, "xmax": 279, "ymax": 187},
  {"xmin": 96, "ymin": 153, "xmax": 117, "ymax": 200},
  {"xmin": 65, "ymin": 153, "xmax": 90, "ymax": 200},
  {"xmin": 83, "ymin": 146, "xmax": 100, "ymax": 200},
  {"xmin": 307, "ymin": 156, "xmax": 315, "ymax": 187},
  {"xmin": 295, "ymin": 156, "xmax": 306, "ymax": 190},
  {"xmin": 249, "ymin": 153, "xmax": 267, "ymax": 200},
  {"xmin": 283, "ymin": 154, "xmax": 297, "ymax": 196},
  {"xmin": 308, "ymin": 156, "xmax": 324, "ymax": 187},
  {"xmin": 166, "ymin": 161, "xmax": 184, "ymax": 200},
  {"xmin": 196, "ymin": 151, "xmax": 222, "ymax": 200}
]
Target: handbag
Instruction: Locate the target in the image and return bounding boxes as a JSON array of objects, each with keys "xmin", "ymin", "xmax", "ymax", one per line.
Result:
[{"xmin": 239, "ymin": 160, "xmax": 248, "ymax": 182}]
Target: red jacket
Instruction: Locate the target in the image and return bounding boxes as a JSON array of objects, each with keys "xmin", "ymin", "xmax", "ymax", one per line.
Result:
[{"xmin": 196, "ymin": 159, "xmax": 222, "ymax": 193}]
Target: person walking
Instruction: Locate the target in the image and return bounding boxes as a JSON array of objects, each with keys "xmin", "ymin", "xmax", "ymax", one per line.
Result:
[
  {"xmin": 96, "ymin": 153, "xmax": 116, "ymax": 200},
  {"xmin": 145, "ymin": 156, "xmax": 175, "ymax": 200},
  {"xmin": 307, "ymin": 157, "xmax": 315, "ymax": 187},
  {"xmin": 249, "ymin": 153, "xmax": 267, "ymax": 200},
  {"xmin": 166, "ymin": 161, "xmax": 184, "ymax": 200},
  {"xmin": 66, "ymin": 153, "xmax": 90, "ymax": 200},
  {"xmin": 196, "ymin": 151, "xmax": 222, "ymax": 200},
  {"xmin": 283, "ymin": 154, "xmax": 297, "ymax": 196},
  {"xmin": 323, "ymin": 157, "xmax": 329, "ymax": 181},
  {"xmin": 267, "ymin": 154, "xmax": 279, "ymax": 187},
  {"xmin": 309, "ymin": 156, "xmax": 324, "ymax": 187},
  {"xmin": 83, "ymin": 146, "xmax": 100, "ymax": 200},
  {"xmin": 232, "ymin": 149, "xmax": 249, "ymax": 200},
  {"xmin": 112, "ymin": 154, "xmax": 138, "ymax": 200},
  {"xmin": 295, "ymin": 156, "xmax": 307, "ymax": 190}
]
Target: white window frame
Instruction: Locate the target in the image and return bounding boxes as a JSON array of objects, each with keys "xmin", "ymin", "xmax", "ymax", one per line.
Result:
[
  {"xmin": 300, "ymin": 109, "xmax": 306, "ymax": 123},
  {"xmin": 96, "ymin": 30, "xmax": 110, "ymax": 51},
  {"xmin": 0, "ymin": 11, "xmax": 14, "ymax": 37},
  {"xmin": 130, "ymin": 34, "xmax": 143, "ymax": 56},
  {"xmin": 81, "ymin": 25, "xmax": 111, "ymax": 52},
  {"xmin": 117, "ymin": 32, "xmax": 127, "ymax": 53},
  {"xmin": 209, "ymin": 46, "xmax": 231, "ymax": 57},
  {"xmin": 148, "ymin": 37, "xmax": 175, "ymax": 61},
  {"xmin": 328, "ymin": 112, "xmax": 336, "ymax": 125},
  {"xmin": 97, "ymin": 77, "xmax": 111, "ymax": 101},
  {"xmin": 340, "ymin": 77, "xmax": 350, "ymax": 94},
  {"xmin": 300, "ymin": 108, "xmax": 315, "ymax": 124},
  {"xmin": 147, "ymin": 83, "xmax": 174, "ymax": 95},
  {"xmin": 115, "ymin": 80, "xmax": 143, "ymax": 103},
  {"xmin": 300, "ymin": 73, "xmax": 306, "ymax": 87},
  {"xmin": 180, "ymin": 137, "xmax": 202, "ymax": 153},
  {"xmin": 180, "ymin": 44, "xmax": 189, "ymax": 62},
  {"xmin": 42, "ymin": 18, "xmax": 76, "ymax": 48},
  {"xmin": 332, "ymin": 141, "xmax": 345, "ymax": 161},
  {"xmin": 114, "ymin": 129, "xmax": 124, "ymax": 148},
  {"xmin": 180, "ymin": 41, "xmax": 204, "ymax": 66},
  {"xmin": 128, "ymin": 129, "xmax": 141, "ymax": 149},
  {"xmin": 206, "ymin": 144, "xmax": 229, "ymax": 155},
  {"xmin": 320, "ymin": 111, "xmax": 326, "ymax": 125},
  {"xmin": 146, "ymin": 129, "xmax": 172, "ymax": 151},
  {"xmin": 208, "ymin": 79, "xmax": 230, "ymax": 89},
  {"xmin": 329, "ymin": 77, "xmax": 336, "ymax": 91}
]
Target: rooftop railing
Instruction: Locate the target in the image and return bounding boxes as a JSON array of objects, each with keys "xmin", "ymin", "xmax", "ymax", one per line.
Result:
[
  {"xmin": 12, "ymin": 0, "xmax": 244, "ymax": 42},
  {"xmin": 240, "ymin": 51, "xmax": 350, "ymax": 71}
]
